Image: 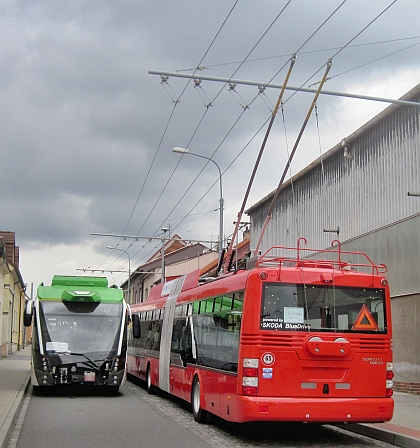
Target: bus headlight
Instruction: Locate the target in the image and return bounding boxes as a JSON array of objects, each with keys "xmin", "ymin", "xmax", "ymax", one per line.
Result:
[
  {"xmin": 112, "ymin": 357, "xmax": 120, "ymax": 372},
  {"xmin": 42, "ymin": 357, "xmax": 49, "ymax": 372}
]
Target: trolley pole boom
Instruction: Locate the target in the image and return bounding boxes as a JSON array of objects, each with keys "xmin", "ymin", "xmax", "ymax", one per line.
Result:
[
  {"xmin": 253, "ymin": 58, "xmax": 333, "ymax": 256},
  {"xmin": 223, "ymin": 55, "xmax": 297, "ymax": 273},
  {"xmin": 148, "ymin": 70, "xmax": 420, "ymax": 108}
]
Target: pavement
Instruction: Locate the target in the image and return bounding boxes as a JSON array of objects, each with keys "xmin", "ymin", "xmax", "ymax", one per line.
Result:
[{"xmin": 0, "ymin": 346, "xmax": 419, "ymax": 448}]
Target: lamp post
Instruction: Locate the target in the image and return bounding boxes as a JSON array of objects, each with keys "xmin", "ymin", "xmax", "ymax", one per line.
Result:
[
  {"xmin": 173, "ymin": 147, "xmax": 224, "ymax": 264},
  {"xmin": 106, "ymin": 246, "xmax": 131, "ymax": 304},
  {"xmin": 161, "ymin": 227, "xmax": 169, "ymax": 284}
]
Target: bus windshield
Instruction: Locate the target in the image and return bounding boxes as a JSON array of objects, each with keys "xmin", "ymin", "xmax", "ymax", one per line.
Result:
[
  {"xmin": 38, "ymin": 300, "xmax": 123, "ymax": 357},
  {"xmin": 261, "ymin": 283, "xmax": 387, "ymax": 333}
]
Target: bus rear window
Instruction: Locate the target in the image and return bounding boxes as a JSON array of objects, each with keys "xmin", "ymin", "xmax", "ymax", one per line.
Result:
[{"xmin": 261, "ymin": 283, "xmax": 387, "ymax": 333}]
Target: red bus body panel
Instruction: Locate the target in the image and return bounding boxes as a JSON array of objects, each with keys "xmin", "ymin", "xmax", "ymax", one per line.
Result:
[{"xmin": 127, "ymin": 248, "xmax": 394, "ymax": 424}]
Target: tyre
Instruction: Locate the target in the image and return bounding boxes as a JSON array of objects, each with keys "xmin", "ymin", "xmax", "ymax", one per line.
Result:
[
  {"xmin": 146, "ymin": 365, "xmax": 156, "ymax": 395},
  {"xmin": 191, "ymin": 376, "xmax": 207, "ymax": 423}
]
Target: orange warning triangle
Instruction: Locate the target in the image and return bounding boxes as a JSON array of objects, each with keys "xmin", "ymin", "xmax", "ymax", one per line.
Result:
[{"xmin": 352, "ymin": 304, "xmax": 379, "ymax": 331}]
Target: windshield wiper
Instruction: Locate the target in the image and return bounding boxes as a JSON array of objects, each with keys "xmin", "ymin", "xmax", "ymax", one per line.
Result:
[{"xmin": 49, "ymin": 351, "xmax": 100, "ymax": 371}]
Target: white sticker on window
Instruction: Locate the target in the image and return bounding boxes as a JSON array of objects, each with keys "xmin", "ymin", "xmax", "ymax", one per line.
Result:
[
  {"xmin": 284, "ymin": 307, "xmax": 304, "ymax": 323},
  {"xmin": 46, "ymin": 342, "xmax": 69, "ymax": 352}
]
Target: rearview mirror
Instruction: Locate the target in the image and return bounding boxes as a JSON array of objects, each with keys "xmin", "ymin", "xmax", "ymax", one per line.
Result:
[
  {"xmin": 23, "ymin": 300, "xmax": 34, "ymax": 327},
  {"xmin": 133, "ymin": 313, "xmax": 141, "ymax": 339}
]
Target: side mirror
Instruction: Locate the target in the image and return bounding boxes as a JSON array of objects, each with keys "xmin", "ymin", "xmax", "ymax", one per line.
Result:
[
  {"xmin": 133, "ymin": 314, "xmax": 141, "ymax": 339},
  {"xmin": 23, "ymin": 300, "xmax": 34, "ymax": 327}
]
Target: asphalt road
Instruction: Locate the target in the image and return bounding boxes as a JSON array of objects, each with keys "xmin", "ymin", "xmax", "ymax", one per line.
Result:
[{"xmin": 9, "ymin": 378, "xmax": 395, "ymax": 448}]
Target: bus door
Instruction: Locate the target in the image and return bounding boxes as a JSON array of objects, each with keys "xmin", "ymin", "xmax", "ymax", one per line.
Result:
[
  {"xmin": 191, "ymin": 294, "xmax": 243, "ymax": 414},
  {"xmin": 159, "ymin": 275, "xmax": 186, "ymax": 393}
]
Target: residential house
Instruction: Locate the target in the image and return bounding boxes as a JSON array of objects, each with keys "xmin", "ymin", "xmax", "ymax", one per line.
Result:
[{"xmin": 0, "ymin": 231, "xmax": 27, "ymax": 356}]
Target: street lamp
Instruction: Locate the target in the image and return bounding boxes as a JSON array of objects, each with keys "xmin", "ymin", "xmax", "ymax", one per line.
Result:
[
  {"xmin": 106, "ymin": 246, "xmax": 131, "ymax": 304},
  {"xmin": 161, "ymin": 227, "xmax": 169, "ymax": 284},
  {"xmin": 173, "ymin": 147, "xmax": 224, "ymax": 265}
]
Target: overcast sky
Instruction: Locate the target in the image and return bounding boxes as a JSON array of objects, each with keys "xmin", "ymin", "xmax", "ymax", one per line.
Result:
[{"xmin": 1, "ymin": 0, "xmax": 419, "ymax": 293}]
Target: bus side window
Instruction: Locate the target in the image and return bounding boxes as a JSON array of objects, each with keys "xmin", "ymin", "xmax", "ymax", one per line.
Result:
[
  {"xmin": 180, "ymin": 319, "xmax": 194, "ymax": 366},
  {"xmin": 171, "ymin": 319, "xmax": 185, "ymax": 352},
  {"xmin": 139, "ymin": 320, "xmax": 149, "ymax": 349},
  {"xmin": 133, "ymin": 314, "xmax": 141, "ymax": 339}
]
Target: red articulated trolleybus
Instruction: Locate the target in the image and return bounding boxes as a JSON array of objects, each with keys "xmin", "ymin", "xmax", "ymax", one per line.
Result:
[{"xmin": 127, "ymin": 240, "xmax": 394, "ymax": 424}]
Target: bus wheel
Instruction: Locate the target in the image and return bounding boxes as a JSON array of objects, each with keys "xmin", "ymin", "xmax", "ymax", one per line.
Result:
[
  {"xmin": 191, "ymin": 376, "xmax": 207, "ymax": 423},
  {"xmin": 146, "ymin": 365, "xmax": 156, "ymax": 395}
]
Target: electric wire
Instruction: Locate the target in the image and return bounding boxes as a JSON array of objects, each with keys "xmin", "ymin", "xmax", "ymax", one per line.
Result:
[
  {"xmin": 96, "ymin": 1, "xmax": 240, "ymax": 278},
  {"xmin": 282, "ymin": 0, "xmax": 399, "ymax": 106},
  {"xmin": 133, "ymin": 0, "xmax": 348, "ymax": 266},
  {"xmin": 177, "ymin": 35, "xmax": 420, "ymax": 71},
  {"xmin": 103, "ymin": 0, "xmax": 399, "ymax": 282},
  {"xmin": 323, "ymin": 41, "xmax": 420, "ymax": 83},
  {"xmin": 126, "ymin": 2, "xmax": 294, "ymax": 266},
  {"xmin": 121, "ymin": 0, "xmax": 240, "ymax": 245},
  {"xmin": 223, "ymin": 1, "xmax": 348, "ymax": 267}
]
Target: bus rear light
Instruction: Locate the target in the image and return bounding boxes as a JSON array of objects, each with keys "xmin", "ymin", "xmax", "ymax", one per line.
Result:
[
  {"xmin": 242, "ymin": 359, "xmax": 259, "ymax": 395},
  {"xmin": 242, "ymin": 386, "xmax": 258, "ymax": 396},
  {"xmin": 381, "ymin": 279, "xmax": 388, "ymax": 286},
  {"xmin": 259, "ymin": 271, "xmax": 268, "ymax": 280},
  {"xmin": 243, "ymin": 377, "xmax": 258, "ymax": 387},
  {"xmin": 243, "ymin": 367, "xmax": 258, "ymax": 377},
  {"xmin": 242, "ymin": 377, "xmax": 258, "ymax": 395},
  {"xmin": 386, "ymin": 362, "xmax": 394, "ymax": 396},
  {"xmin": 243, "ymin": 358, "xmax": 259, "ymax": 368}
]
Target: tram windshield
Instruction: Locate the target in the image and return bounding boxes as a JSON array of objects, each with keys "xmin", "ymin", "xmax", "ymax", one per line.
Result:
[
  {"xmin": 38, "ymin": 301, "xmax": 123, "ymax": 357},
  {"xmin": 261, "ymin": 283, "xmax": 387, "ymax": 333}
]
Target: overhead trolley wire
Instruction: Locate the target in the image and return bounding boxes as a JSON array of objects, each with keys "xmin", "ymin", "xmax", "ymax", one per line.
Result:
[
  {"xmin": 178, "ymin": 35, "xmax": 420, "ymax": 72},
  {"xmin": 273, "ymin": 0, "xmax": 400, "ymax": 105},
  {"xmin": 110, "ymin": 1, "xmax": 399, "ymax": 276},
  {"xmin": 131, "ymin": 1, "xmax": 293, "ymax": 264},
  {"xmin": 320, "ymin": 41, "xmax": 420, "ymax": 84},
  {"xmin": 252, "ymin": 0, "xmax": 399, "ymax": 256},
  {"xmin": 149, "ymin": 0, "xmax": 347, "ymax": 269},
  {"xmin": 223, "ymin": 0, "xmax": 348, "ymax": 270},
  {"xmin": 207, "ymin": 0, "xmax": 293, "ymax": 106},
  {"xmin": 93, "ymin": 1, "xmax": 240, "ymax": 277},
  {"xmin": 126, "ymin": 0, "xmax": 240, "ymax": 242}
]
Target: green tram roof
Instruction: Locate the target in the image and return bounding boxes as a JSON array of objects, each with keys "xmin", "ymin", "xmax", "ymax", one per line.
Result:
[{"xmin": 37, "ymin": 275, "xmax": 124, "ymax": 303}]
